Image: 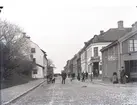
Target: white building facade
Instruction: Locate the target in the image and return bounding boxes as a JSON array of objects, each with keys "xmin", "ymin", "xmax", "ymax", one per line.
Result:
[
  {"xmin": 87, "ymin": 42, "xmax": 111, "ymax": 76},
  {"xmin": 24, "ymin": 36, "xmax": 48, "ymax": 79}
]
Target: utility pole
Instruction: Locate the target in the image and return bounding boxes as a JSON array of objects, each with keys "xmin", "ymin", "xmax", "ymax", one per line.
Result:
[{"xmin": 0, "ymin": 6, "xmax": 3, "ymax": 13}]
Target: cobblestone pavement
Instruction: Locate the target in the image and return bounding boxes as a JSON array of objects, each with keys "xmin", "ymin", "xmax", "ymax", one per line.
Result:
[{"xmin": 10, "ymin": 77, "xmax": 137, "ymax": 105}]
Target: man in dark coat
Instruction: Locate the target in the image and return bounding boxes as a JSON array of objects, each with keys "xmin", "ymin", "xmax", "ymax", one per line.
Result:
[
  {"xmin": 82, "ymin": 72, "xmax": 85, "ymax": 82},
  {"xmin": 61, "ymin": 71, "xmax": 67, "ymax": 84},
  {"xmin": 120, "ymin": 67, "xmax": 126, "ymax": 84}
]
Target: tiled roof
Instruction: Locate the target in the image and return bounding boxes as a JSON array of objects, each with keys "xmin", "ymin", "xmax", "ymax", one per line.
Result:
[
  {"xmin": 100, "ymin": 40, "xmax": 118, "ymax": 52},
  {"xmin": 77, "ymin": 27, "xmax": 132, "ymax": 55},
  {"xmin": 100, "ymin": 28, "xmax": 132, "ymax": 52},
  {"xmin": 98, "ymin": 28, "xmax": 131, "ymax": 42},
  {"xmin": 85, "ymin": 27, "xmax": 131, "ymax": 46}
]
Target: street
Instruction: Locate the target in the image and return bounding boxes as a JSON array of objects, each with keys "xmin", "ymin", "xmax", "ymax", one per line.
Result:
[{"xmin": 9, "ymin": 77, "xmax": 137, "ymax": 105}]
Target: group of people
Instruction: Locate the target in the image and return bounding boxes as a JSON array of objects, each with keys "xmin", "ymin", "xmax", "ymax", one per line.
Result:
[
  {"xmin": 81, "ymin": 72, "xmax": 89, "ymax": 82},
  {"xmin": 46, "ymin": 74, "xmax": 55, "ymax": 84},
  {"xmin": 61, "ymin": 71, "xmax": 90, "ymax": 84},
  {"xmin": 47, "ymin": 67, "xmax": 128, "ymax": 85},
  {"xmin": 112, "ymin": 67, "xmax": 129, "ymax": 84}
]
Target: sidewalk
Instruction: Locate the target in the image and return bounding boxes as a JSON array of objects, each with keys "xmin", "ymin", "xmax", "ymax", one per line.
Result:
[
  {"xmin": 71, "ymin": 78, "xmax": 137, "ymax": 88},
  {"xmin": 1, "ymin": 79, "xmax": 46, "ymax": 105},
  {"xmin": 92, "ymin": 79, "xmax": 137, "ymax": 87}
]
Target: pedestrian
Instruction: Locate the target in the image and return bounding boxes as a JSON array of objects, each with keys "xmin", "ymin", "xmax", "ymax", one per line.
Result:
[
  {"xmin": 90, "ymin": 73, "xmax": 93, "ymax": 82},
  {"xmin": 61, "ymin": 71, "xmax": 67, "ymax": 84},
  {"xmin": 85, "ymin": 71, "xmax": 88, "ymax": 79},
  {"xmin": 120, "ymin": 67, "xmax": 126, "ymax": 84},
  {"xmin": 77, "ymin": 73, "xmax": 80, "ymax": 81},
  {"xmin": 112, "ymin": 72, "xmax": 118, "ymax": 84},
  {"xmin": 82, "ymin": 72, "xmax": 85, "ymax": 82}
]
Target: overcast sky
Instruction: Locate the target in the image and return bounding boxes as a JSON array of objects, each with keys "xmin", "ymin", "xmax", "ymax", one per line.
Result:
[{"xmin": 1, "ymin": 0, "xmax": 137, "ymax": 73}]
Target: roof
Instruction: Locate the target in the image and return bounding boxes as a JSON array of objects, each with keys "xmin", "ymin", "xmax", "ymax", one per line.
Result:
[
  {"xmin": 98, "ymin": 28, "xmax": 131, "ymax": 42},
  {"xmin": 100, "ymin": 28, "xmax": 132, "ymax": 52},
  {"xmin": 85, "ymin": 28, "xmax": 131, "ymax": 46},
  {"xmin": 84, "ymin": 27, "xmax": 131, "ymax": 52},
  {"xmin": 100, "ymin": 40, "xmax": 118, "ymax": 52}
]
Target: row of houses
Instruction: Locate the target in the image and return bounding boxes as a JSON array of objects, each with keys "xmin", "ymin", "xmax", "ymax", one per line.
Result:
[
  {"xmin": 64, "ymin": 21, "xmax": 137, "ymax": 82},
  {"xmin": 24, "ymin": 33, "xmax": 54, "ymax": 79}
]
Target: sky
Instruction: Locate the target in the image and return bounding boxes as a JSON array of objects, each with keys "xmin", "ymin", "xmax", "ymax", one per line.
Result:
[{"xmin": 1, "ymin": 0, "xmax": 137, "ymax": 73}]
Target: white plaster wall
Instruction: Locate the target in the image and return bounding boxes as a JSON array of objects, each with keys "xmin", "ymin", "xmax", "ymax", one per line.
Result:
[
  {"xmin": 28, "ymin": 40, "xmax": 45, "ymax": 78},
  {"xmin": 91, "ymin": 42, "xmax": 111, "ymax": 60},
  {"xmin": 85, "ymin": 42, "xmax": 111, "ymax": 73}
]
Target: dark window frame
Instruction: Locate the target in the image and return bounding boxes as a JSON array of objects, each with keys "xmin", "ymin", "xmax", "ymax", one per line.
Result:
[
  {"xmin": 129, "ymin": 39, "xmax": 137, "ymax": 52},
  {"xmin": 94, "ymin": 47, "xmax": 98, "ymax": 57},
  {"xmin": 31, "ymin": 48, "xmax": 36, "ymax": 53}
]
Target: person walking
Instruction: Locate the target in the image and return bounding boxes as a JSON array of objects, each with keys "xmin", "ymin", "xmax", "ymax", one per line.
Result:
[
  {"xmin": 85, "ymin": 71, "xmax": 88, "ymax": 79},
  {"xmin": 77, "ymin": 73, "xmax": 80, "ymax": 81},
  {"xmin": 90, "ymin": 72, "xmax": 93, "ymax": 82},
  {"xmin": 82, "ymin": 72, "xmax": 85, "ymax": 82},
  {"xmin": 61, "ymin": 71, "xmax": 67, "ymax": 84}
]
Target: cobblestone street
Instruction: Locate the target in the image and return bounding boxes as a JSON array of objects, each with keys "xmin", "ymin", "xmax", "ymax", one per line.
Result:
[{"xmin": 8, "ymin": 77, "xmax": 137, "ymax": 105}]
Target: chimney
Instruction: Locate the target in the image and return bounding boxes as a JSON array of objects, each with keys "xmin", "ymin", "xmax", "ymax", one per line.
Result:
[
  {"xmin": 117, "ymin": 20, "xmax": 124, "ymax": 29},
  {"xmin": 132, "ymin": 21, "xmax": 137, "ymax": 31},
  {"xmin": 22, "ymin": 32, "xmax": 30, "ymax": 39},
  {"xmin": 100, "ymin": 30, "xmax": 104, "ymax": 35}
]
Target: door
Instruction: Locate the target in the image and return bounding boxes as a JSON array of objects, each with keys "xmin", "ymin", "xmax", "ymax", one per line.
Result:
[{"xmin": 124, "ymin": 61, "xmax": 130, "ymax": 82}]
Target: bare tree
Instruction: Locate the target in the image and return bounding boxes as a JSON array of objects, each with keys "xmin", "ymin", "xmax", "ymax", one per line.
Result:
[
  {"xmin": 47, "ymin": 59, "xmax": 56, "ymax": 68},
  {"xmin": 0, "ymin": 20, "xmax": 35, "ymax": 81}
]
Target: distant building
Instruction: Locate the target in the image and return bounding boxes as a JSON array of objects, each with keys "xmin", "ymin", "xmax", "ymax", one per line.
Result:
[
  {"xmin": 101, "ymin": 21, "xmax": 137, "ymax": 82},
  {"xmin": 64, "ymin": 60, "xmax": 71, "ymax": 77},
  {"xmin": 76, "ymin": 52, "xmax": 81, "ymax": 74}
]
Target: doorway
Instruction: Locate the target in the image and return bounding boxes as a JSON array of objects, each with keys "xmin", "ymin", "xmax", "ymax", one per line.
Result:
[
  {"xmin": 93, "ymin": 62, "xmax": 99, "ymax": 77},
  {"xmin": 125, "ymin": 60, "xmax": 137, "ymax": 82}
]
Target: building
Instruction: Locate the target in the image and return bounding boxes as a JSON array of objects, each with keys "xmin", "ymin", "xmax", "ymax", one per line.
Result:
[
  {"xmin": 80, "ymin": 47, "xmax": 87, "ymax": 73},
  {"xmin": 41, "ymin": 49, "xmax": 48, "ymax": 78},
  {"xmin": 80, "ymin": 21, "xmax": 131, "ymax": 78},
  {"xmin": 76, "ymin": 52, "xmax": 81, "ymax": 74},
  {"xmin": 25, "ymin": 35, "xmax": 48, "ymax": 78},
  {"xmin": 85, "ymin": 33, "xmax": 111, "ymax": 77},
  {"xmin": 101, "ymin": 21, "xmax": 137, "ymax": 82},
  {"xmin": 72, "ymin": 55, "xmax": 78, "ymax": 76},
  {"xmin": 64, "ymin": 60, "xmax": 71, "ymax": 77}
]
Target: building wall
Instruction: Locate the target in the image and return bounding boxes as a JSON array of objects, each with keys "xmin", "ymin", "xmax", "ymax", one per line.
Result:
[
  {"xmin": 102, "ymin": 44, "xmax": 118, "ymax": 80},
  {"xmin": 81, "ymin": 50, "xmax": 86, "ymax": 72},
  {"xmin": 122, "ymin": 34, "xmax": 137, "ymax": 54},
  {"xmin": 72, "ymin": 56, "xmax": 77, "ymax": 75},
  {"xmin": 28, "ymin": 40, "xmax": 45, "ymax": 78},
  {"xmin": 77, "ymin": 58, "xmax": 81, "ymax": 74},
  {"xmin": 43, "ymin": 56, "xmax": 48, "ymax": 77},
  {"xmin": 86, "ymin": 42, "xmax": 111, "ymax": 73}
]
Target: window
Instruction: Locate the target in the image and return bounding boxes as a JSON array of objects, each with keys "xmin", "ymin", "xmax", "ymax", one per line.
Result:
[
  {"xmin": 130, "ymin": 60, "xmax": 137, "ymax": 72},
  {"xmin": 129, "ymin": 40, "xmax": 137, "ymax": 52},
  {"xmin": 31, "ymin": 48, "xmax": 35, "ymax": 53},
  {"xmin": 94, "ymin": 47, "xmax": 98, "ymax": 57},
  {"xmin": 33, "ymin": 58, "xmax": 36, "ymax": 63},
  {"xmin": 134, "ymin": 40, "xmax": 137, "ymax": 51},
  {"xmin": 33, "ymin": 69, "xmax": 37, "ymax": 74}
]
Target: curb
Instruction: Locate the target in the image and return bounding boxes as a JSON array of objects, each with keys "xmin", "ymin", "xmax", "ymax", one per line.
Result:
[
  {"xmin": 2, "ymin": 80, "xmax": 46, "ymax": 105},
  {"xmin": 73, "ymin": 79, "xmax": 137, "ymax": 88},
  {"xmin": 92, "ymin": 81, "xmax": 137, "ymax": 88}
]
